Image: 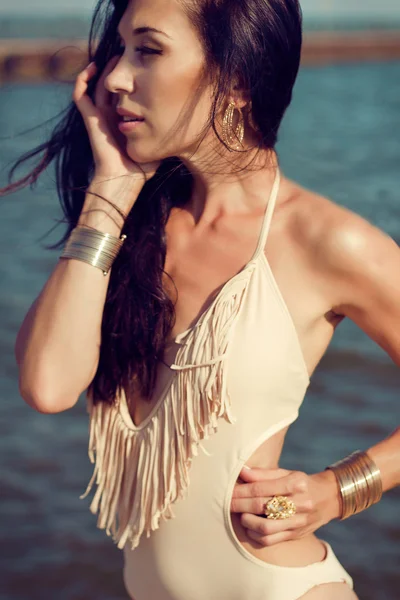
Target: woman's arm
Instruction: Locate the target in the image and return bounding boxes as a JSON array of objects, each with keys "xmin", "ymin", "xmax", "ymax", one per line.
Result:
[
  {"xmin": 16, "ymin": 59, "xmax": 160, "ymax": 414},
  {"xmin": 313, "ymin": 426, "xmax": 400, "ymax": 523},
  {"xmin": 366, "ymin": 426, "xmax": 400, "ymax": 491},
  {"xmin": 315, "ymin": 203, "xmax": 400, "ymax": 517},
  {"xmin": 15, "ymin": 180, "xmax": 142, "ymax": 414},
  {"xmin": 231, "ymin": 206, "xmax": 400, "ymax": 544},
  {"xmin": 316, "ymin": 203, "xmax": 400, "ymax": 369}
]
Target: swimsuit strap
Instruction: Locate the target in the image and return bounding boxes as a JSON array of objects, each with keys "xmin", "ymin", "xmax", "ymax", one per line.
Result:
[{"xmin": 251, "ymin": 166, "xmax": 281, "ymax": 261}]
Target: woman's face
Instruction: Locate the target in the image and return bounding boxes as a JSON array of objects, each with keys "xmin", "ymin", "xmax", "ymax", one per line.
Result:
[{"xmin": 104, "ymin": 0, "xmax": 217, "ymax": 164}]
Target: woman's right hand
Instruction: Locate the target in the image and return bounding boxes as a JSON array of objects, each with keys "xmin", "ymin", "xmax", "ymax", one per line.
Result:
[{"xmin": 72, "ymin": 58, "xmax": 162, "ymax": 204}]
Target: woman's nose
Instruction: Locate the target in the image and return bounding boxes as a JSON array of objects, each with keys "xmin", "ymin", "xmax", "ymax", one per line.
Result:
[{"xmin": 104, "ymin": 56, "xmax": 135, "ymax": 95}]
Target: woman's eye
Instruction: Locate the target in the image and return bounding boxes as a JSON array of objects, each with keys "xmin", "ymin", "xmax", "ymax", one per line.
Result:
[
  {"xmin": 114, "ymin": 36, "xmax": 162, "ymax": 58},
  {"xmin": 135, "ymin": 46, "xmax": 162, "ymax": 56}
]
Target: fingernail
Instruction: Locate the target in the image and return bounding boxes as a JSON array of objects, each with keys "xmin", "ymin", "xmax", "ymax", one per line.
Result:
[{"xmin": 242, "ymin": 465, "xmax": 251, "ymax": 470}]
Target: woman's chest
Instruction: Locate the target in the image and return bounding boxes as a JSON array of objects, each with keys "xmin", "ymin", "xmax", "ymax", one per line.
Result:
[{"xmin": 127, "ymin": 262, "xmax": 311, "ymax": 430}]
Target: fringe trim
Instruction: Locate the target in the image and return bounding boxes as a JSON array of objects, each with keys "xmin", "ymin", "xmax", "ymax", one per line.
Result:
[{"xmin": 80, "ymin": 266, "xmax": 255, "ymax": 551}]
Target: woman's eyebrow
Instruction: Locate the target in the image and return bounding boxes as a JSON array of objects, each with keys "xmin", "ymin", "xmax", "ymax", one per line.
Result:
[{"xmin": 117, "ymin": 24, "xmax": 173, "ymax": 40}]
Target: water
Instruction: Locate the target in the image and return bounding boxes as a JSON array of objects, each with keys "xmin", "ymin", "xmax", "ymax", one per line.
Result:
[
  {"xmin": 1, "ymin": 12, "xmax": 400, "ymax": 40},
  {"xmin": 0, "ymin": 61, "xmax": 399, "ymax": 600}
]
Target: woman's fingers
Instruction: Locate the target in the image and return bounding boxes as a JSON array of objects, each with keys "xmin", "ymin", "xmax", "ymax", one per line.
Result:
[
  {"xmin": 231, "ymin": 491, "xmax": 309, "ymax": 515},
  {"xmin": 93, "ymin": 56, "xmax": 127, "ymax": 152},
  {"xmin": 72, "ymin": 62, "xmax": 111, "ymax": 150},
  {"xmin": 240, "ymin": 511, "xmax": 309, "ymax": 547},
  {"xmin": 72, "ymin": 62, "xmax": 98, "ymax": 120},
  {"xmin": 238, "ymin": 466, "xmax": 291, "ymax": 483},
  {"xmin": 71, "ymin": 58, "xmax": 161, "ymax": 184},
  {"xmin": 240, "ymin": 511, "xmax": 307, "ymax": 535},
  {"xmin": 231, "ymin": 469, "xmax": 329, "ymax": 547},
  {"xmin": 232, "ymin": 471, "xmax": 307, "ymax": 506},
  {"xmin": 230, "ymin": 495, "xmax": 270, "ymax": 514},
  {"xmin": 72, "ymin": 60, "xmax": 126, "ymax": 172},
  {"xmin": 94, "ymin": 56, "xmax": 120, "ymax": 111},
  {"xmin": 246, "ymin": 529, "xmax": 293, "ymax": 546}
]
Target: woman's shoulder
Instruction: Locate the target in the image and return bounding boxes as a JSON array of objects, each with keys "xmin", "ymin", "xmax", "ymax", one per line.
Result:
[
  {"xmin": 279, "ymin": 176, "xmax": 388, "ymax": 263},
  {"xmin": 281, "ymin": 176, "xmax": 398, "ymax": 318}
]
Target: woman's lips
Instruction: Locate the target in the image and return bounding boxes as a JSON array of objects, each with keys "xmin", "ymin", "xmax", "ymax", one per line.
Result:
[{"xmin": 118, "ymin": 120, "xmax": 145, "ymax": 133}]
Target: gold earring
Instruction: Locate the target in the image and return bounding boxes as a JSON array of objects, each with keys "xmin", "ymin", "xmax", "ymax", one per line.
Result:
[{"xmin": 222, "ymin": 100, "xmax": 245, "ymax": 151}]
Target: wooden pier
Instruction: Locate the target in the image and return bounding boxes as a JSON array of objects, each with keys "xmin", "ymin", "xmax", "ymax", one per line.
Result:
[{"xmin": 0, "ymin": 30, "xmax": 399, "ymax": 84}]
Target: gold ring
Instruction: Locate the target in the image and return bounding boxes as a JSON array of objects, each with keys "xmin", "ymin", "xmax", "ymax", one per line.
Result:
[{"xmin": 263, "ymin": 495, "xmax": 297, "ymax": 519}]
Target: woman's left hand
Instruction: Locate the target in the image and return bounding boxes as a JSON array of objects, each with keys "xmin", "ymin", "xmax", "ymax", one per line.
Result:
[{"xmin": 230, "ymin": 466, "xmax": 341, "ymax": 546}]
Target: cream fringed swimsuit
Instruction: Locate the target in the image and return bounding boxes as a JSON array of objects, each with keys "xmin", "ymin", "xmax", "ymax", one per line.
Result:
[{"xmin": 80, "ymin": 167, "xmax": 354, "ymax": 600}]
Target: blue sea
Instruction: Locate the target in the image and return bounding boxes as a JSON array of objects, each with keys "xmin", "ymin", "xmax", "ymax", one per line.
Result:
[
  {"xmin": 0, "ymin": 21, "xmax": 399, "ymax": 600},
  {"xmin": 1, "ymin": 11, "xmax": 400, "ymax": 39}
]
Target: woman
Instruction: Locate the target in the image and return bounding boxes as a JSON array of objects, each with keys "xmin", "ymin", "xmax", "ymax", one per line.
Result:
[{"xmin": 9, "ymin": 0, "xmax": 400, "ymax": 599}]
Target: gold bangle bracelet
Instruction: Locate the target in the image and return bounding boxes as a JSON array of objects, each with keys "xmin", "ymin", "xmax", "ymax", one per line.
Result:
[
  {"xmin": 357, "ymin": 451, "xmax": 383, "ymax": 506},
  {"xmin": 325, "ymin": 450, "xmax": 383, "ymax": 520},
  {"xmin": 60, "ymin": 226, "xmax": 127, "ymax": 276}
]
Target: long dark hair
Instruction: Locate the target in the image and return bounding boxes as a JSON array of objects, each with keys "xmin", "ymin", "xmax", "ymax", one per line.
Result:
[{"xmin": 1, "ymin": 0, "xmax": 303, "ymax": 406}]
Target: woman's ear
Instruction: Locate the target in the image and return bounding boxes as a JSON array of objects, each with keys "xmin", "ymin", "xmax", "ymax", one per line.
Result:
[{"xmin": 231, "ymin": 73, "xmax": 252, "ymax": 106}]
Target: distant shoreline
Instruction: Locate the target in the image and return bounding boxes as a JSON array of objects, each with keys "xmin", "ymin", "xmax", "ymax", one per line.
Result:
[{"xmin": 1, "ymin": 31, "xmax": 400, "ymax": 83}]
